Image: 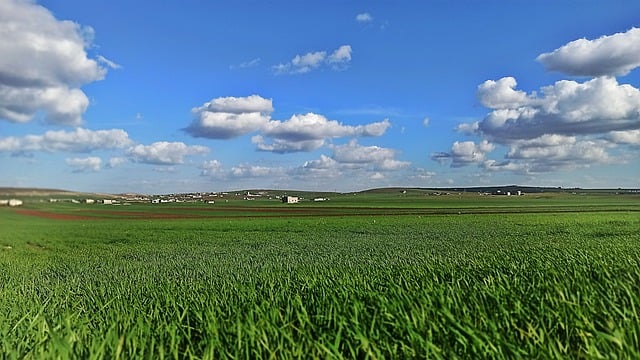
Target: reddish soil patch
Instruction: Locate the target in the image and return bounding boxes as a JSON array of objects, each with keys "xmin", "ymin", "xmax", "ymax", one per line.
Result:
[{"xmin": 15, "ymin": 209, "xmax": 97, "ymax": 221}]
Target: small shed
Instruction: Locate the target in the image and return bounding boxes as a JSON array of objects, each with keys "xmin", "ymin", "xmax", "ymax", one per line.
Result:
[{"xmin": 282, "ymin": 196, "xmax": 299, "ymax": 204}]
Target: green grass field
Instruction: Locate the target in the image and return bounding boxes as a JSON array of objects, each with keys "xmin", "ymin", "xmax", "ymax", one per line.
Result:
[{"xmin": 1, "ymin": 192, "xmax": 639, "ymax": 358}]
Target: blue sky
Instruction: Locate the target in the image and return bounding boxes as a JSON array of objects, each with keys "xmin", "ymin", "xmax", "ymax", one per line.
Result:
[{"xmin": 1, "ymin": 0, "xmax": 639, "ymax": 194}]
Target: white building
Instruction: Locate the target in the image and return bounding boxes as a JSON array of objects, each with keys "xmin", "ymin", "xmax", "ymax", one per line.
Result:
[
  {"xmin": 8, "ymin": 199, "xmax": 23, "ymax": 207},
  {"xmin": 282, "ymin": 196, "xmax": 299, "ymax": 204}
]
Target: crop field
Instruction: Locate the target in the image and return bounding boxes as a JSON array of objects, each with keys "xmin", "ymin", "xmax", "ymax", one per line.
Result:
[{"xmin": 1, "ymin": 191, "xmax": 639, "ymax": 358}]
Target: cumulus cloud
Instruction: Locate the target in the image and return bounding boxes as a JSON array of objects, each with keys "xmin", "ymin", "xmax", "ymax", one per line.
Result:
[
  {"xmin": 356, "ymin": 13, "xmax": 373, "ymax": 23},
  {"xmin": 0, "ymin": 128, "xmax": 132, "ymax": 154},
  {"xmin": 186, "ymin": 95, "xmax": 392, "ymax": 153},
  {"xmin": 66, "ymin": 156, "xmax": 101, "ymax": 172},
  {"xmin": 107, "ymin": 157, "xmax": 127, "ymax": 168},
  {"xmin": 537, "ymin": 27, "xmax": 640, "ymax": 77},
  {"xmin": 483, "ymin": 135, "xmax": 614, "ymax": 173},
  {"xmin": 199, "ymin": 159, "xmax": 224, "ymax": 176},
  {"xmin": 477, "ymin": 77, "xmax": 530, "ymax": 109},
  {"xmin": 230, "ymin": 164, "xmax": 284, "ymax": 178},
  {"xmin": 431, "ymin": 140, "xmax": 494, "ymax": 168},
  {"xmin": 252, "ymin": 135, "xmax": 325, "ymax": 153},
  {"xmin": 332, "ymin": 140, "xmax": 409, "ymax": 170},
  {"xmin": 273, "ymin": 45, "xmax": 352, "ymax": 74},
  {"xmin": 0, "ymin": 0, "xmax": 110, "ymax": 125},
  {"xmin": 185, "ymin": 95, "xmax": 273, "ymax": 139},
  {"xmin": 327, "ymin": 45, "xmax": 352, "ymax": 70},
  {"xmin": 128, "ymin": 142, "xmax": 209, "ymax": 165},
  {"xmin": 255, "ymin": 113, "xmax": 391, "ymax": 153},
  {"xmin": 475, "ymin": 76, "xmax": 640, "ymax": 141},
  {"xmin": 607, "ymin": 129, "xmax": 640, "ymax": 145}
]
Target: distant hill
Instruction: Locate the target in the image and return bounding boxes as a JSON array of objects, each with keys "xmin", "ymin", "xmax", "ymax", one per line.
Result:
[
  {"xmin": 0, "ymin": 187, "xmax": 115, "ymax": 198},
  {"xmin": 1, "ymin": 185, "xmax": 636, "ymax": 198}
]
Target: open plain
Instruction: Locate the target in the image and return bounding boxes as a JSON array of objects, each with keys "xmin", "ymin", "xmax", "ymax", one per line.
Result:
[{"xmin": 1, "ymin": 189, "xmax": 639, "ymax": 358}]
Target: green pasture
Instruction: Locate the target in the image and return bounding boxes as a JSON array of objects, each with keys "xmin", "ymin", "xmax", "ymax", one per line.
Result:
[{"xmin": 1, "ymin": 194, "xmax": 639, "ymax": 358}]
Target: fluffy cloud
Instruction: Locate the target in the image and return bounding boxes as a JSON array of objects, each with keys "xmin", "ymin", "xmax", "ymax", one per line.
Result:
[
  {"xmin": 273, "ymin": 45, "xmax": 352, "ymax": 74},
  {"xmin": 255, "ymin": 113, "xmax": 391, "ymax": 153},
  {"xmin": 475, "ymin": 76, "xmax": 640, "ymax": 141},
  {"xmin": 128, "ymin": 142, "xmax": 209, "ymax": 165},
  {"xmin": 199, "ymin": 159, "xmax": 223, "ymax": 176},
  {"xmin": 230, "ymin": 164, "xmax": 284, "ymax": 178},
  {"xmin": 484, "ymin": 135, "xmax": 614, "ymax": 173},
  {"xmin": 327, "ymin": 45, "xmax": 352, "ymax": 70},
  {"xmin": 607, "ymin": 129, "xmax": 640, "ymax": 145},
  {"xmin": 66, "ymin": 156, "xmax": 102, "ymax": 172},
  {"xmin": 185, "ymin": 95, "xmax": 273, "ymax": 139},
  {"xmin": 431, "ymin": 140, "xmax": 494, "ymax": 168},
  {"xmin": 332, "ymin": 140, "xmax": 409, "ymax": 171},
  {"xmin": 290, "ymin": 140, "xmax": 409, "ymax": 182},
  {"xmin": 107, "ymin": 157, "xmax": 127, "ymax": 168},
  {"xmin": 477, "ymin": 77, "xmax": 530, "ymax": 109},
  {"xmin": 252, "ymin": 135, "xmax": 325, "ymax": 153},
  {"xmin": 0, "ymin": 128, "xmax": 132, "ymax": 154},
  {"xmin": 356, "ymin": 13, "xmax": 373, "ymax": 23},
  {"xmin": 0, "ymin": 0, "xmax": 109, "ymax": 125},
  {"xmin": 537, "ymin": 27, "xmax": 640, "ymax": 77}
]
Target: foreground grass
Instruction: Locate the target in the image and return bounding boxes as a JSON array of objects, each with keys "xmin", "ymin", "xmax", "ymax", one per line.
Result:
[{"xmin": 1, "ymin": 209, "xmax": 639, "ymax": 358}]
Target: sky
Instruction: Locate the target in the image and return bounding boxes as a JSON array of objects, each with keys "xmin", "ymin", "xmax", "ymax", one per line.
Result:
[{"xmin": 1, "ymin": 0, "xmax": 639, "ymax": 194}]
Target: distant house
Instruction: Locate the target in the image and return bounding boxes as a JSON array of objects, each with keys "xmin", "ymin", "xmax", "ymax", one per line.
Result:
[
  {"xmin": 282, "ymin": 196, "xmax": 299, "ymax": 204},
  {"xmin": 102, "ymin": 199, "xmax": 114, "ymax": 205},
  {"xmin": 8, "ymin": 199, "xmax": 23, "ymax": 207},
  {"xmin": 83, "ymin": 199, "xmax": 95, "ymax": 204}
]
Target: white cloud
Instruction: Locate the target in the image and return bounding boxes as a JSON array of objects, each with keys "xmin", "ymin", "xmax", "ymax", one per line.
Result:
[
  {"xmin": 537, "ymin": 27, "xmax": 640, "ymax": 77},
  {"xmin": 66, "ymin": 156, "xmax": 101, "ymax": 172},
  {"xmin": 0, "ymin": 0, "xmax": 109, "ymax": 125},
  {"xmin": 185, "ymin": 95, "xmax": 273, "ymax": 139},
  {"xmin": 0, "ymin": 128, "xmax": 132, "ymax": 153},
  {"xmin": 128, "ymin": 142, "xmax": 209, "ymax": 165},
  {"xmin": 263, "ymin": 113, "xmax": 390, "ymax": 141},
  {"xmin": 477, "ymin": 77, "xmax": 530, "ymax": 109},
  {"xmin": 327, "ymin": 45, "xmax": 352, "ymax": 70},
  {"xmin": 254, "ymin": 113, "xmax": 390, "ymax": 153},
  {"xmin": 252, "ymin": 135, "xmax": 326, "ymax": 153},
  {"xmin": 199, "ymin": 159, "xmax": 224, "ymax": 177},
  {"xmin": 455, "ymin": 121, "xmax": 479, "ymax": 135},
  {"xmin": 230, "ymin": 164, "xmax": 284, "ymax": 178},
  {"xmin": 431, "ymin": 140, "xmax": 494, "ymax": 168},
  {"xmin": 273, "ymin": 45, "xmax": 352, "ymax": 74},
  {"xmin": 476, "ymin": 77, "xmax": 640, "ymax": 141},
  {"xmin": 198, "ymin": 94, "xmax": 273, "ymax": 114},
  {"xmin": 483, "ymin": 136, "xmax": 614, "ymax": 174},
  {"xmin": 107, "ymin": 157, "xmax": 127, "ymax": 168},
  {"xmin": 356, "ymin": 13, "xmax": 373, "ymax": 23},
  {"xmin": 422, "ymin": 117, "xmax": 430, "ymax": 127},
  {"xmin": 332, "ymin": 140, "xmax": 410, "ymax": 170},
  {"xmin": 607, "ymin": 129, "xmax": 640, "ymax": 145}
]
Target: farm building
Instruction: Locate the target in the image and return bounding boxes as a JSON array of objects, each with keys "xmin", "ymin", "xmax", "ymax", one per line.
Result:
[
  {"xmin": 8, "ymin": 199, "xmax": 23, "ymax": 207},
  {"xmin": 282, "ymin": 196, "xmax": 299, "ymax": 204}
]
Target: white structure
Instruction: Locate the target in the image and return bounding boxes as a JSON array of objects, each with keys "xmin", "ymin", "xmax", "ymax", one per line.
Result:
[
  {"xmin": 282, "ymin": 196, "xmax": 299, "ymax": 204},
  {"xmin": 8, "ymin": 199, "xmax": 23, "ymax": 207}
]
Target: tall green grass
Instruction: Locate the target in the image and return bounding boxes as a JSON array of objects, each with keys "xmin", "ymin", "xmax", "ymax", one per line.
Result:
[{"xmin": 1, "ymin": 210, "xmax": 639, "ymax": 358}]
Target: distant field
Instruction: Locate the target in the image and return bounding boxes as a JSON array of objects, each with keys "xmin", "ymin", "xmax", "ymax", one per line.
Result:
[{"xmin": 1, "ymin": 193, "xmax": 639, "ymax": 358}]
